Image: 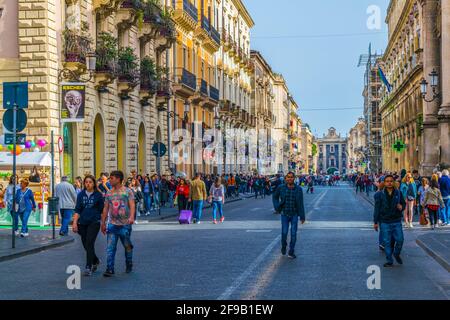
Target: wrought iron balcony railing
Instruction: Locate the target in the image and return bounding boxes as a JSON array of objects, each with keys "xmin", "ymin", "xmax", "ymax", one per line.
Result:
[
  {"xmin": 176, "ymin": 68, "xmax": 196, "ymax": 91},
  {"xmin": 63, "ymin": 31, "xmax": 92, "ymax": 64},
  {"xmin": 183, "ymin": 0, "xmax": 198, "ymax": 22},
  {"xmin": 200, "ymin": 79, "xmax": 208, "ymax": 96},
  {"xmin": 209, "ymin": 85, "xmax": 219, "ymax": 101},
  {"xmin": 210, "ymin": 26, "xmax": 220, "ymax": 46},
  {"xmin": 201, "ymin": 15, "xmax": 211, "ymax": 33}
]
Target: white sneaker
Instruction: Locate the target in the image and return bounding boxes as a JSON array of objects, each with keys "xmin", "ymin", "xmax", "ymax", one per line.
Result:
[
  {"xmin": 14, "ymin": 231, "xmax": 20, "ymax": 236},
  {"xmin": 410, "ymin": 223, "xmax": 414, "ymax": 228}
]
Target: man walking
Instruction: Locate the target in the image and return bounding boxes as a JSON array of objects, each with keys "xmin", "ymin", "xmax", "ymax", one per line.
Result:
[
  {"xmin": 272, "ymin": 172, "xmax": 306, "ymax": 259},
  {"xmin": 55, "ymin": 176, "xmax": 78, "ymax": 236},
  {"xmin": 101, "ymin": 171, "xmax": 136, "ymax": 277},
  {"xmin": 189, "ymin": 173, "xmax": 207, "ymax": 224},
  {"xmin": 374, "ymin": 175, "xmax": 406, "ymax": 267}
]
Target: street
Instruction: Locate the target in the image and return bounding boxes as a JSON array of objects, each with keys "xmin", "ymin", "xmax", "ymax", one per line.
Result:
[{"xmin": 0, "ymin": 183, "xmax": 449, "ymax": 300}]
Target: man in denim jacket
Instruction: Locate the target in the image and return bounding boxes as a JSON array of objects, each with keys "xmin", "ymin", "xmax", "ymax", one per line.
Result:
[{"xmin": 272, "ymin": 172, "xmax": 306, "ymax": 259}]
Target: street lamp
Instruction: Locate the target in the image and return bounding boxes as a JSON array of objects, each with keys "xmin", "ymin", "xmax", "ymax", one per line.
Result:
[
  {"xmin": 184, "ymin": 100, "xmax": 190, "ymax": 122},
  {"xmin": 420, "ymin": 69, "xmax": 440, "ymax": 102}
]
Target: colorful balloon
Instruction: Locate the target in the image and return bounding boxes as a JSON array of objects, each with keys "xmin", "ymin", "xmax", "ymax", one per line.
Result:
[
  {"xmin": 30, "ymin": 141, "xmax": 36, "ymax": 148},
  {"xmin": 33, "ymin": 147, "xmax": 40, "ymax": 152},
  {"xmin": 25, "ymin": 141, "xmax": 32, "ymax": 149},
  {"xmin": 10, "ymin": 146, "xmax": 22, "ymax": 155},
  {"xmin": 37, "ymin": 139, "xmax": 47, "ymax": 148},
  {"xmin": 0, "ymin": 145, "xmax": 3, "ymax": 151},
  {"xmin": 7, "ymin": 145, "xmax": 13, "ymax": 151}
]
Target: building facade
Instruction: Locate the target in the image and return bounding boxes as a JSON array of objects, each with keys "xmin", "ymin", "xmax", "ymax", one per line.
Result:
[
  {"xmin": 347, "ymin": 118, "xmax": 368, "ymax": 173},
  {"xmin": 317, "ymin": 127, "xmax": 347, "ymax": 175},
  {"xmin": 0, "ymin": 0, "xmax": 177, "ymax": 181},
  {"xmin": 380, "ymin": 0, "xmax": 450, "ymax": 175},
  {"xmin": 300, "ymin": 124, "xmax": 313, "ymax": 174}
]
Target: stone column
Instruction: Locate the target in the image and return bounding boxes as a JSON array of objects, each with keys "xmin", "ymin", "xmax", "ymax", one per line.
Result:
[
  {"xmin": 420, "ymin": 0, "xmax": 441, "ymax": 175},
  {"xmin": 439, "ymin": 0, "xmax": 450, "ymax": 167}
]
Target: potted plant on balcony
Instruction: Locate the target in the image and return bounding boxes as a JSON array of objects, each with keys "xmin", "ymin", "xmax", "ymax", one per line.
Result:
[
  {"xmin": 158, "ymin": 7, "xmax": 176, "ymax": 40},
  {"xmin": 63, "ymin": 22, "xmax": 93, "ymax": 64},
  {"xmin": 118, "ymin": 47, "xmax": 139, "ymax": 84},
  {"xmin": 140, "ymin": 56, "xmax": 158, "ymax": 95},
  {"xmin": 95, "ymin": 32, "xmax": 118, "ymax": 73}
]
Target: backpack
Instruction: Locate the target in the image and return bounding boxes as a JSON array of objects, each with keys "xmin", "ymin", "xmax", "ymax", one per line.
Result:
[{"xmin": 407, "ymin": 184, "xmax": 415, "ymax": 201}]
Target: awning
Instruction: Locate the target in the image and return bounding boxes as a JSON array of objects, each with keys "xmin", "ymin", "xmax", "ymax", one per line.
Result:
[{"xmin": 0, "ymin": 152, "xmax": 52, "ymax": 168}]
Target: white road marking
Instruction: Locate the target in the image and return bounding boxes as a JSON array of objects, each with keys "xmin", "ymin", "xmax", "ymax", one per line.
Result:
[
  {"xmin": 246, "ymin": 230, "xmax": 272, "ymax": 233},
  {"xmin": 217, "ymin": 235, "xmax": 281, "ymax": 300}
]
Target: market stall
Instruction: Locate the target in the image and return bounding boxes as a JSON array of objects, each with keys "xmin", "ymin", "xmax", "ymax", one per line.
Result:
[{"xmin": 0, "ymin": 152, "xmax": 52, "ymax": 227}]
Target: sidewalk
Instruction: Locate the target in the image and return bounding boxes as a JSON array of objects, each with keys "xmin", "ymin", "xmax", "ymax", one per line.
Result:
[
  {"xmin": 416, "ymin": 232, "xmax": 450, "ymax": 272},
  {"xmin": 136, "ymin": 194, "xmax": 251, "ymax": 223},
  {"xmin": 0, "ymin": 229, "xmax": 74, "ymax": 263}
]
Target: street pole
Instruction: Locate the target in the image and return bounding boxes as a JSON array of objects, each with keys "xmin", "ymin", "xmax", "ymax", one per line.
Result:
[
  {"xmin": 157, "ymin": 142, "xmax": 161, "ymax": 216},
  {"xmin": 51, "ymin": 130, "xmax": 55, "ymax": 240},
  {"xmin": 136, "ymin": 143, "xmax": 139, "ymax": 175},
  {"xmin": 11, "ymin": 103, "xmax": 17, "ymax": 249}
]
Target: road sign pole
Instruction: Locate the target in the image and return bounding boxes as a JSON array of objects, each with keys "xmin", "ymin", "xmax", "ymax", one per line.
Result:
[
  {"xmin": 158, "ymin": 142, "xmax": 161, "ymax": 216},
  {"xmin": 11, "ymin": 104, "xmax": 17, "ymax": 249},
  {"xmin": 51, "ymin": 131, "xmax": 55, "ymax": 240}
]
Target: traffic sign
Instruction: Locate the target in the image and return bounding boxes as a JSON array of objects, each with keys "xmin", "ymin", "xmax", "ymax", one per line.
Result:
[
  {"xmin": 152, "ymin": 142, "xmax": 167, "ymax": 157},
  {"xmin": 3, "ymin": 108, "xmax": 27, "ymax": 132},
  {"xmin": 3, "ymin": 82, "xmax": 28, "ymax": 109},
  {"xmin": 5, "ymin": 133, "xmax": 26, "ymax": 145},
  {"xmin": 58, "ymin": 137, "xmax": 64, "ymax": 153},
  {"xmin": 392, "ymin": 140, "xmax": 406, "ymax": 153}
]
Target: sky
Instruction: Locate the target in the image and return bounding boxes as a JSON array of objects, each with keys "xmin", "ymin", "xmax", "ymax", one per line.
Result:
[{"xmin": 244, "ymin": 0, "xmax": 390, "ymax": 138}]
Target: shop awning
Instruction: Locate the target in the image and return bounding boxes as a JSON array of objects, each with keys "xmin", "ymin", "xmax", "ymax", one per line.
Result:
[{"xmin": 0, "ymin": 152, "xmax": 52, "ymax": 168}]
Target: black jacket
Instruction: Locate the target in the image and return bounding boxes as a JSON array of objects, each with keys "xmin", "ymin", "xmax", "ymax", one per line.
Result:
[
  {"xmin": 75, "ymin": 190, "xmax": 104, "ymax": 225},
  {"xmin": 373, "ymin": 189, "xmax": 406, "ymax": 224}
]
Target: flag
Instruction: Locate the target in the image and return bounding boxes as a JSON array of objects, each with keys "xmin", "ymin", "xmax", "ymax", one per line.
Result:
[{"xmin": 378, "ymin": 66, "xmax": 392, "ymax": 93}]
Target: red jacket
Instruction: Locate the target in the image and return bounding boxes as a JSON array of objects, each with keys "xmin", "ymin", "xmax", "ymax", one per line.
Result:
[{"xmin": 176, "ymin": 184, "xmax": 190, "ymax": 198}]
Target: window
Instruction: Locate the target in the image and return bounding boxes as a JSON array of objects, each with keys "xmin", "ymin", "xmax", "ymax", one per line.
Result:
[
  {"xmin": 330, "ymin": 146, "xmax": 334, "ymax": 153},
  {"xmin": 183, "ymin": 46, "xmax": 187, "ymax": 69},
  {"xmin": 330, "ymin": 159, "xmax": 335, "ymax": 167}
]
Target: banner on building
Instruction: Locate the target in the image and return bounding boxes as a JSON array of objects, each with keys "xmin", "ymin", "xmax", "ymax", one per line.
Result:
[{"xmin": 61, "ymin": 83, "xmax": 85, "ymax": 122}]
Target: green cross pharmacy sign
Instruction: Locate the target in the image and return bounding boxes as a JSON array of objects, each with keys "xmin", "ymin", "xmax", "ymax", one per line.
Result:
[{"xmin": 393, "ymin": 140, "xmax": 406, "ymax": 153}]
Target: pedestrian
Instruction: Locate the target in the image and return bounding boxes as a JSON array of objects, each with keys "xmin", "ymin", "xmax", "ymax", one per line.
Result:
[
  {"xmin": 227, "ymin": 174, "xmax": 236, "ymax": 198},
  {"xmin": 74, "ymin": 176, "xmax": 83, "ymax": 195},
  {"xmin": 439, "ymin": 169, "xmax": 450, "ymax": 226},
  {"xmin": 424, "ymin": 179, "xmax": 445, "ymax": 230},
  {"xmin": 142, "ymin": 176, "xmax": 153, "ymax": 215},
  {"xmin": 98, "ymin": 172, "xmax": 111, "ymax": 196},
  {"xmin": 151, "ymin": 174, "xmax": 160, "ymax": 211},
  {"xmin": 14, "ymin": 178, "xmax": 37, "ymax": 237},
  {"xmin": 101, "ymin": 170, "xmax": 136, "ymax": 277},
  {"xmin": 189, "ymin": 173, "xmax": 207, "ymax": 224},
  {"xmin": 306, "ymin": 176, "xmax": 314, "ymax": 194},
  {"xmin": 400, "ymin": 173, "xmax": 417, "ymax": 228},
  {"xmin": 55, "ymin": 176, "xmax": 78, "ymax": 236},
  {"xmin": 160, "ymin": 175, "xmax": 169, "ymax": 208},
  {"xmin": 209, "ymin": 177, "xmax": 225, "ymax": 224},
  {"xmin": 129, "ymin": 178, "xmax": 144, "ymax": 219},
  {"xmin": 373, "ymin": 175, "xmax": 406, "ymax": 267},
  {"xmin": 168, "ymin": 175, "xmax": 177, "ymax": 208},
  {"xmin": 175, "ymin": 178, "xmax": 189, "ymax": 213},
  {"xmin": 5, "ymin": 175, "xmax": 19, "ymax": 214},
  {"xmin": 205, "ymin": 174, "xmax": 213, "ymax": 197},
  {"xmin": 72, "ymin": 175, "xmax": 104, "ymax": 276},
  {"xmin": 418, "ymin": 178, "xmax": 430, "ymax": 226},
  {"xmin": 272, "ymin": 172, "xmax": 306, "ymax": 259}
]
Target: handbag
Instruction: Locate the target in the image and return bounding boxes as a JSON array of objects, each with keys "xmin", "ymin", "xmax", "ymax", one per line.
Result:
[{"xmin": 419, "ymin": 213, "xmax": 428, "ymax": 226}]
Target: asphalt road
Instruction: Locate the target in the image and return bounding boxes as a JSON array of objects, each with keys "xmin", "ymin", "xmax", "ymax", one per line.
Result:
[{"xmin": 0, "ymin": 184, "xmax": 449, "ymax": 300}]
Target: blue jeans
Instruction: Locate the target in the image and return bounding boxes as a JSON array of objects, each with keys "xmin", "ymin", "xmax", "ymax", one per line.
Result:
[
  {"xmin": 13, "ymin": 210, "xmax": 32, "ymax": 233},
  {"xmin": 143, "ymin": 193, "xmax": 152, "ymax": 213},
  {"xmin": 212, "ymin": 201, "xmax": 224, "ymax": 220},
  {"xmin": 169, "ymin": 191, "xmax": 175, "ymax": 207},
  {"xmin": 442, "ymin": 198, "xmax": 450, "ymax": 224},
  {"xmin": 380, "ymin": 222, "xmax": 404, "ymax": 264},
  {"xmin": 193, "ymin": 200, "xmax": 204, "ymax": 221},
  {"xmin": 106, "ymin": 224, "xmax": 133, "ymax": 272},
  {"xmin": 59, "ymin": 209, "xmax": 74, "ymax": 235},
  {"xmin": 153, "ymin": 192, "xmax": 160, "ymax": 209},
  {"xmin": 281, "ymin": 215, "xmax": 299, "ymax": 253}
]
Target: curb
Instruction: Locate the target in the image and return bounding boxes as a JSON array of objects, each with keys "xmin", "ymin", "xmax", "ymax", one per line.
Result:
[
  {"xmin": 416, "ymin": 237, "xmax": 450, "ymax": 273},
  {"xmin": 0, "ymin": 237, "xmax": 75, "ymax": 263},
  {"xmin": 138, "ymin": 197, "xmax": 244, "ymax": 223}
]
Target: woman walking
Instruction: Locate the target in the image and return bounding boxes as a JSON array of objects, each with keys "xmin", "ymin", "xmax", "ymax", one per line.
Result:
[
  {"xmin": 175, "ymin": 178, "xmax": 190, "ymax": 213},
  {"xmin": 142, "ymin": 176, "xmax": 153, "ymax": 215},
  {"xmin": 14, "ymin": 179, "xmax": 36, "ymax": 237},
  {"xmin": 74, "ymin": 176, "xmax": 83, "ymax": 195},
  {"xmin": 209, "ymin": 177, "xmax": 225, "ymax": 224},
  {"xmin": 418, "ymin": 178, "xmax": 430, "ymax": 225},
  {"xmin": 72, "ymin": 175, "xmax": 104, "ymax": 276},
  {"xmin": 424, "ymin": 179, "xmax": 445, "ymax": 229},
  {"xmin": 400, "ymin": 173, "xmax": 417, "ymax": 228}
]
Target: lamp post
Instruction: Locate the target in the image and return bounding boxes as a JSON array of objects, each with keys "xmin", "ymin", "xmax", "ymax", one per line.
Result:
[{"xmin": 420, "ymin": 69, "xmax": 440, "ymax": 103}]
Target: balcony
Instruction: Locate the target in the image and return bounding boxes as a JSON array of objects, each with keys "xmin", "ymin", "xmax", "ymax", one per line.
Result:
[
  {"xmin": 173, "ymin": 68, "xmax": 196, "ymax": 98},
  {"xmin": 200, "ymin": 79, "xmax": 208, "ymax": 96},
  {"xmin": 219, "ymin": 100, "xmax": 232, "ymax": 115},
  {"xmin": 173, "ymin": 0, "xmax": 198, "ymax": 32},
  {"xmin": 63, "ymin": 30, "xmax": 92, "ymax": 75},
  {"xmin": 210, "ymin": 27, "xmax": 221, "ymax": 46},
  {"xmin": 94, "ymin": 33, "xmax": 119, "ymax": 91},
  {"xmin": 115, "ymin": 0, "xmax": 140, "ymax": 31},
  {"xmin": 209, "ymin": 85, "xmax": 219, "ymax": 102},
  {"xmin": 155, "ymin": 79, "xmax": 173, "ymax": 109},
  {"xmin": 93, "ymin": 0, "xmax": 122, "ymax": 17},
  {"xmin": 117, "ymin": 59, "xmax": 140, "ymax": 99}
]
